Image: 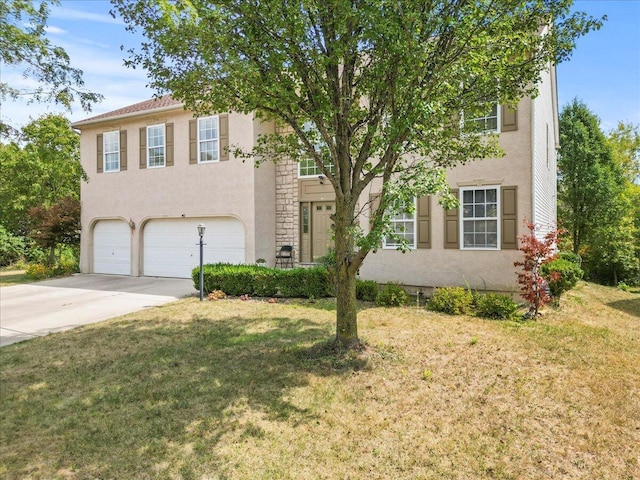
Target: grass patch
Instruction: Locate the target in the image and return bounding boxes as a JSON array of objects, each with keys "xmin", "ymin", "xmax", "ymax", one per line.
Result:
[
  {"xmin": 0, "ymin": 270, "xmax": 29, "ymax": 286},
  {"xmin": 1, "ymin": 283, "xmax": 639, "ymax": 479}
]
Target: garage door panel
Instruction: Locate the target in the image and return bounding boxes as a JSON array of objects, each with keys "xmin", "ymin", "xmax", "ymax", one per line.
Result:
[
  {"xmin": 144, "ymin": 218, "xmax": 245, "ymax": 278},
  {"xmin": 93, "ymin": 220, "xmax": 131, "ymax": 275}
]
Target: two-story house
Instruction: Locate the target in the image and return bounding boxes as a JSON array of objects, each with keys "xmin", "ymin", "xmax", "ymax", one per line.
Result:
[{"xmin": 72, "ymin": 64, "xmax": 558, "ymax": 292}]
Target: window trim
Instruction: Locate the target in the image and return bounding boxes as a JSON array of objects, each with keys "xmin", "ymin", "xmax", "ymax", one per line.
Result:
[
  {"xmin": 146, "ymin": 123, "xmax": 166, "ymax": 169},
  {"xmin": 459, "ymin": 185, "xmax": 501, "ymax": 250},
  {"xmin": 468, "ymin": 103, "xmax": 501, "ymax": 134},
  {"xmin": 382, "ymin": 198, "xmax": 417, "ymax": 250},
  {"xmin": 103, "ymin": 131, "xmax": 120, "ymax": 173},
  {"xmin": 297, "ymin": 158, "xmax": 335, "ymax": 178},
  {"xmin": 197, "ymin": 115, "xmax": 220, "ymax": 164}
]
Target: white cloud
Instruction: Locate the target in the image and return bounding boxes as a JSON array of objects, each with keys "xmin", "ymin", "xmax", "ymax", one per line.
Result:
[
  {"xmin": 49, "ymin": 6, "xmax": 124, "ymax": 26},
  {"xmin": 45, "ymin": 25, "xmax": 67, "ymax": 35}
]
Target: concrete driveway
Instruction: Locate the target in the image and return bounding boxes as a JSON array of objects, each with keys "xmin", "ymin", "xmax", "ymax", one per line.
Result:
[{"xmin": 0, "ymin": 274, "xmax": 196, "ymax": 347}]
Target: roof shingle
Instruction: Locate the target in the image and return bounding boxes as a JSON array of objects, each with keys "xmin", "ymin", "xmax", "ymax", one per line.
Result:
[{"xmin": 73, "ymin": 95, "xmax": 183, "ymax": 126}]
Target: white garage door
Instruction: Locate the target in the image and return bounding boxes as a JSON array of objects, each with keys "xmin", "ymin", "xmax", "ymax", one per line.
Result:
[
  {"xmin": 143, "ymin": 218, "xmax": 245, "ymax": 278},
  {"xmin": 93, "ymin": 220, "xmax": 131, "ymax": 275}
]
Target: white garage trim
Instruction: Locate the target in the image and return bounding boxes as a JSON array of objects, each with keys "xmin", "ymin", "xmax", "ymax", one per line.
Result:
[
  {"xmin": 143, "ymin": 217, "xmax": 245, "ymax": 278},
  {"xmin": 93, "ymin": 219, "xmax": 132, "ymax": 275}
]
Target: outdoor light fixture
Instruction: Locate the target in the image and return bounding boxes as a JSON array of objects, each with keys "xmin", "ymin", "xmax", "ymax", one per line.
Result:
[{"xmin": 197, "ymin": 224, "xmax": 206, "ymax": 301}]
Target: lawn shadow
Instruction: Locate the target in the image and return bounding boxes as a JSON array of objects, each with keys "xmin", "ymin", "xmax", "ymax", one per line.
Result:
[
  {"xmin": 608, "ymin": 298, "xmax": 640, "ymax": 318},
  {"xmin": 0, "ymin": 309, "xmax": 370, "ymax": 477}
]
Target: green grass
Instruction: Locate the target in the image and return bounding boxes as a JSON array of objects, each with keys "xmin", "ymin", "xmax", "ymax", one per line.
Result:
[
  {"xmin": 0, "ymin": 282, "xmax": 639, "ymax": 479},
  {"xmin": 0, "ymin": 270, "xmax": 29, "ymax": 286}
]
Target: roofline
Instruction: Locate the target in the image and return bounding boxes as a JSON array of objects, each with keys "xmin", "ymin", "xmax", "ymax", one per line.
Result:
[{"xmin": 70, "ymin": 102, "xmax": 185, "ymax": 129}]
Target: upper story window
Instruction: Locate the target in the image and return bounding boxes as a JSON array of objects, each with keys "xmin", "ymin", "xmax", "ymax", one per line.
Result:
[
  {"xmin": 298, "ymin": 158, "xmax": 335, "ymax": 178},
  {"xmin": 198, "ymin": 116, "xmax": 219, "ymax": 162},
  {"xmin": 147, "ymin": 124, "xmax": 165, "ymax": 168},
  {"xmin": 103, "ymin": 131, "xmax": 120, "ymax": 172},
  {"xmin": 383, "ymin": 199, "xmax": 416, "ymax": 249},
  {"xmin": 468, "ymin": 104, "xmax": 500, "ymax": 133},
  {"xmin": 461, "ymin": 186, "xmax": 500, "ymax": 249},
  {"xmin": 298, "ymin": 121, "xmax": 335, "ymax": 178}
]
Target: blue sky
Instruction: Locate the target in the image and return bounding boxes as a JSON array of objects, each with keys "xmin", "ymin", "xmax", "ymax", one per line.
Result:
[{"xmin": 1, "ymin": 0, "xmax": 639, "ymax": 132}]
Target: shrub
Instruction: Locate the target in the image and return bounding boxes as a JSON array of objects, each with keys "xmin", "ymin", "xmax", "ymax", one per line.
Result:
[
  {"xmin": 514, "ymin": 221, "xmax": 562, "ymax": 316},
  {"xmin": 25, "ymin": 263, "xmax": 49, "ymax": 280},
  {"xmin": 475, "ymin": 293, "xmax": 518, "ymax": 319},
  {"xmin": 428, "ymin": 287, "xmax": 473, "ymax": 315},
  {"xmin": 356, "ymin": 279, "xmax": 378, "ymax": 302},
  {"xmin": 376, "ymin": 282, "xmax": 409, "ymax": 307},
  {"xmin": 193, "ymin": 264, "xmax": 333, "ymax": 299},
  {"xmin": 557, "ymin": 251, "xmax": 582, "ymax": 267},
  {"xmin": 0, "ymin": 226, "xmax": 25, "ymax": 267},
  {"xmin": 279, "ymin": 267, "xmax": 332, "ymax": 298},
  {"xmin": 541, "ymin": 258, "xmax": 583, "ymax": 299}
]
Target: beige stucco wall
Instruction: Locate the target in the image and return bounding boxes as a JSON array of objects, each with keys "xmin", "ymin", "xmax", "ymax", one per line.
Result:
[
  {"xmin": 358, "ymin": 98, "xmax": 535, "ymax": 292},
  {"xmin": 78, "ymin": 108, "xmax": 276, "ymax": 275}
]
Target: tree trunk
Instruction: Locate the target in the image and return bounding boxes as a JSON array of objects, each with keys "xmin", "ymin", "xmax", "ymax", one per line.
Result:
[
  {"xmin": 332, "ymin": 196, "xmax": 360, "ymax": 349},
  {"xmin": 335, "ymin": 263, "xmax": 358, "ymax": 348}
]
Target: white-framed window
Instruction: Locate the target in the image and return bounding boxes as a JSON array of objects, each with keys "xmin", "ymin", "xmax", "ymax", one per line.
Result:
[
  {"xmin": 147, "ymin": 124, "xmax": 165, "ymax": 168},
  {"xmin": 383, "ymin": 199, "xmax": 416, "ymax": 249},
  {"xmin": 469, "ymin": 104, "xmax": 500, "ymax": 133},
  {"xmin": 298, "ymin": 157, "xmax": 335, "ymax": 177},
  {"xmin": 198, "ymin": 116, "xmax": 219, "ymax": 163},
  {"xmin": 461, "ymin": 186, "xmax": 500, "ymax": 249},
  {"xmin": 103, "ymin": 131, "xmax": 120, "ymax": 172}
]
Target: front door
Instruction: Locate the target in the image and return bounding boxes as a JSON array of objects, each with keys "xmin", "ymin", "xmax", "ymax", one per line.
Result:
[{"xmin": 312, "ymin": 202, "xmax": 334, "ymax": 261}]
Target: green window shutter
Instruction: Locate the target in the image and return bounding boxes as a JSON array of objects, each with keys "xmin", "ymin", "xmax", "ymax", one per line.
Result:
[
  {"xmin": 189, "ymin": 119, "xmax": 197, "ymax": 164},
  {"xmin": 96, "ymin": 133, "xmax": 103, "ymax": 173},
  {"xmin": 139, "ymin": 127, "xmax": 147, "ymax": 169},
  {"xmin": 444, "ymin": 189, "xmax": 459, "ymax": 249},
  {"xmin": 166, "ymin": 123, "xmax": 174, "ymax": 166},
  {"xmin": 501, "ymin": 186, "xmax": 518, "ymax": 249},
  {"xmin": 119, "ymin": 130, "xmax": 127, "ymax": 171},
  {"xmin": 501, "ymin": 105, "xmax": 518, "ymax": 132},
  {"xmin": 219, "ymin": 114, "xmax": 229, "ymax": 161},
  {"xmin": 417, "ymin": 195, "xmax": 431, "ymax": 249}
]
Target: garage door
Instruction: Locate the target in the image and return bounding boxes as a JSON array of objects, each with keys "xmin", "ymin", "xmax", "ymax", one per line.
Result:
[
  {"xmin": 143, "ymin": 218, "xmax": 245, "ymax": 278},
  {"xmin": 93, "ymin": 220, "xmax": 131, "ymax": 275}
]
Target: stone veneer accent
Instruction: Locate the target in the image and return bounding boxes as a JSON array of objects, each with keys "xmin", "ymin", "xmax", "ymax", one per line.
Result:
[{"xmin": 275, "ymin": 160, "xmax": 299, "ymax": 264}]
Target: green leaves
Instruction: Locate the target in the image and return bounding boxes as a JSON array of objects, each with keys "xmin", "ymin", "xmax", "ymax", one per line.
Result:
[{"xmin": 0, "ymin": 0, "xmax": 103, "ymax": 119}]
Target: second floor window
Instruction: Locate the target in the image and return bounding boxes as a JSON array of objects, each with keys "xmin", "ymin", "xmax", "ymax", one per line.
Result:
[
  {"xmin": 198, "ymin": 116, "xmax": 219, "ymax": 162},
  {"xmin": 298, "ymin": 157, "xmax": 335, "ymax": 177},
  {"xmin": 147, "ymin": 124, "xmax": 165, "ymax": 168},
  {"xmin": 103, "ymin": 131, "xmax": 120, "ymax": 172},
  {"xmin": 469, "ymin": 104, "xmax": 500, "ymax": 133}
]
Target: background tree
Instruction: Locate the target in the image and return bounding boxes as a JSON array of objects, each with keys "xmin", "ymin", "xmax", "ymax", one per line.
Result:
[
  {"xmin": 114, "ymin": 0, "xmax": 600, "ymax": 347},
  {"xmin": 557, "ymin": 99, "xmax": 623, "ymax": 254},
  {"xmin": 0, "ymin": 0, "xmax": 103, "ymax": 135},
  {"xmin": 558, "ymin": 101, "xmax": 638, "ymax": 285},
  {"xmin": 0, "ymin": 114, "xmax": 86, "ymax": 236},
  {"xmin": 29, "ymin": 196, "xmax": 81, "ymax": 266}
]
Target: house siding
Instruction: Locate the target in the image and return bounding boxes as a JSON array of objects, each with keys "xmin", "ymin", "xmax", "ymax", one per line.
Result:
[
  {"xmin": 358, "ymin": 97, "xmax": 535, "ymax": 292},
  {"xmin": 77, "ymin": 109, "xmax": 276, "ymax": 276},
  {"xmin": 531, "ymin": 64, "xmax": 559, "ymax": 237}
]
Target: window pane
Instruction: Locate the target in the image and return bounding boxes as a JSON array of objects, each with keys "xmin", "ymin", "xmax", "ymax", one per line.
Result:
[
  {"xmin": 486, "ymin": 204, "xmax": 497, "ymax": 217},
  {"xmin": 474, "ymin": 205, "xmax": 485, "ymax": 217},
  {"xmin": 486, "ymin": 189, "xmax": 497, "ymax": 202},
  {"xmin": 463, "ymin": 190, "xmax": 473, "ymax": 203},
  {"xmin": 475, "ymin": 190, "xmax": 485, "ymax": 203}
]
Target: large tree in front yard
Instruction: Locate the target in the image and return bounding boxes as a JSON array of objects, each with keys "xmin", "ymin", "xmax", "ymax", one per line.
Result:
[{"xmin": 113, "ymin": 0, "xmax": 600, "ymax": 347}]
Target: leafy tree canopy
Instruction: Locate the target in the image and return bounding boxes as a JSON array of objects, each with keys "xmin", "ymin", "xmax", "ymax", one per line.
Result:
[
  {"xmin": 113, "ymin": 0, "xmax": 601, "ymax": 347},
  {"xmin": 0, "ymin": 114, "xmax": 86, "ymax": 236},
  {"xmin": 0, "ymin": 0, "xmax": 103, "ymax": 135}
]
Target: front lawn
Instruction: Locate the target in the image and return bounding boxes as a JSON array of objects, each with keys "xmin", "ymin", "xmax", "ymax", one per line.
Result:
[{"xmin": 0, "ymin": 282, "xmax": 638, "ymax": 479}]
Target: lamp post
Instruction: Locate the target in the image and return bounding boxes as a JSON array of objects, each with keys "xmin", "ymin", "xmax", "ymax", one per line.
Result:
[{"xmin": 197, "ymin": 223, "xmax": 206, "ymax": 301}]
